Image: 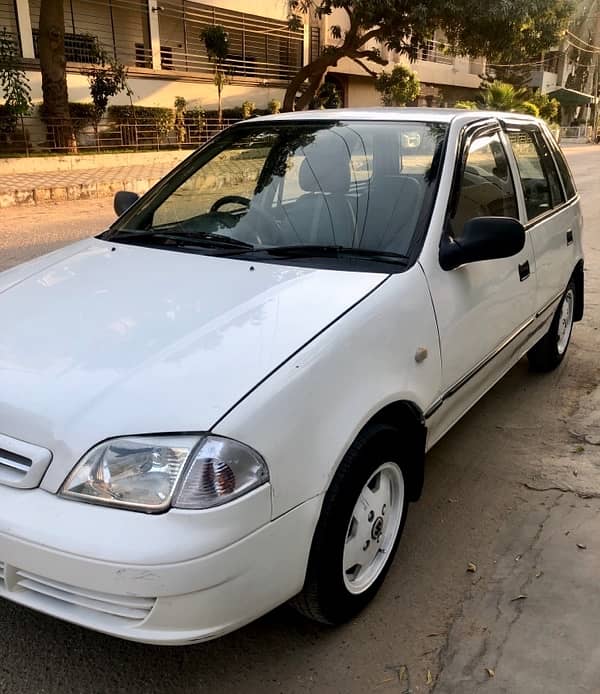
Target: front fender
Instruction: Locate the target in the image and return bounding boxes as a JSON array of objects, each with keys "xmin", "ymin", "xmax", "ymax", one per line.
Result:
[{"xmin": 213, "ymin": 265, "xmax": 442, "ymax": 518}]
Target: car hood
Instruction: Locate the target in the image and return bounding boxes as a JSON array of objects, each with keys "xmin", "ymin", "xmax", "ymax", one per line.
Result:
[{"xmin": 0, "ymin": 239, "xmax": 385, "ymax": 488}]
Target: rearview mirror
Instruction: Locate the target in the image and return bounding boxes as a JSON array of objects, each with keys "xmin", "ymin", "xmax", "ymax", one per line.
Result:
[
  {"xmin": 439, "ymin": 217, "xmax": 525, "ymax": 271},
  {"xmin": 114, "ymin": 190, "xmax": 140, "ymax": 216}
]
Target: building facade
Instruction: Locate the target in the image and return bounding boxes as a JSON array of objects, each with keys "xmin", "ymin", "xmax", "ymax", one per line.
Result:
[
  {"xmin": 1, "ymin": 0, "xmax": 485, "ymax": 113},
  {"xmin": 2, "ymin": 0, "xmax": 305, "ymax": 112}
]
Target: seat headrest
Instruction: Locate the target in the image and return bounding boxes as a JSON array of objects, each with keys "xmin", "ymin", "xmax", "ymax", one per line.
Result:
[{"xmin": 298, "ymin": 132, "xmax": 352, "ymax": 194}]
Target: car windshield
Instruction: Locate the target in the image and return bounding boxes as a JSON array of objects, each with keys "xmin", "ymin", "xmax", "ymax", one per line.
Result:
[{"xmin": 106, "ymin": 120, "xmax": 447, "ymax": 266}]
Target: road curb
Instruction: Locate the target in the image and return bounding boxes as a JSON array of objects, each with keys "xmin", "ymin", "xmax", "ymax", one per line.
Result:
[{"xmin": 0, "ymin": 177, "xmax": 160, "ymax": 208}]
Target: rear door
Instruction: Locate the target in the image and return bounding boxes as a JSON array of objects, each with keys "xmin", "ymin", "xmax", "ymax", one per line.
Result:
[{"xmin": 504, "ymin": 122, "xmax": 580, "ymax": 316}]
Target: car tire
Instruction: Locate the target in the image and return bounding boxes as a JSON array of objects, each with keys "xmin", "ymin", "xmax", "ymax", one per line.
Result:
[
  {"xmin": 291, "ymin": 422, "xmax": 409, "ymax": 625},
  {"xmin": 528, "ymin": 280, "xmax": 576, "ymax": 372}
]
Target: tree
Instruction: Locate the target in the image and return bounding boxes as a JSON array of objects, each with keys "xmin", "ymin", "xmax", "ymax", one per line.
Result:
[
  {"xmin": 480, "ymin": 81, "xmax": 527, "ymax": 111},
  {"xmin": 530, "ymin": 92, "xmax": 560, "ymax": 122},
  {"xmin": 200, "ymin": 25, "xmax": 229, "ymax": 124},
  {"xmin": 38, "ymin": 0, "xmax": 76, "ymax": 151},
  {"xmin": 519, "ymin": 101, "xmax": 541, "ymax": 117},
  {"xmin": 284, "ymin": 0, "xmax": 573, "ymax": 112},
  {"xmin": 174, "ymin": 96, "xmax": 187, "ymax": 145},
  {"xmin": 0, "ymin": 28, "xmax": 32, "ymax": 144},
  {"xmin": 375, "ymin": 65, "xmax": 419, "ymax": 106},
  {"xmin": 462, "ymin": 81, "xmax": 552, "ymax": 118},
  {"xmin": 86, "ymin": 41, "xmax": 130, "ymax": 149},
  {"xmin": 310, "ymin": 80, "xmax": 342, "ymax": 108}
]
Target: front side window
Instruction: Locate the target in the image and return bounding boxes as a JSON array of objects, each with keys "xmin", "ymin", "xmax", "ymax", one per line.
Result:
[
  {"xmin": 106, "ymin": 121, "xmax": 448, "ymax": 270},
  {"xmin": 507, "ymin": 129, "xmax": 565, "ymax": 220},
  {"xmin": 450, "ymin": 131, "xmax": 518, "ymax": 239}
]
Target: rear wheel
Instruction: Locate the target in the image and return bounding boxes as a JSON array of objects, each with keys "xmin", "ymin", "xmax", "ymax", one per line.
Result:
[
  {"xmin": 528, "ymin": 280, "xmax": 576, "ymax": 372},
  {"xmin": 292, "ymin": 423, "xmax": 409, "ymax": 624}
]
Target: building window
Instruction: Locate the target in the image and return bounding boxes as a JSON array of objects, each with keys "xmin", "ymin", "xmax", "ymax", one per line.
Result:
[
  {"xmin": 157, "ymin": 1, "xmax": 303, "ymax": 80},
  {"xmin": 160, "ymin": 46, "xmax": 174, "ymax": 70},
  {"xmin": 135, "ymin": 43, "xmax": 151, "ymax": 68},
  {"xmin": 32, "ymin": 30, "xmax": 97, "ymax": 64},
  {"xmin": 29, "ymin": 0, "xmax": 151, "ymax": 69},
  {"xmin": 310, "ymin": 26, "xmax": 320, "ymax": 62}
]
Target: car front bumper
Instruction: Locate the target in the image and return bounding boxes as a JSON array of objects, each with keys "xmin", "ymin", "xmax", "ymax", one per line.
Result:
[{"xmin": 0, "ymin": 485, "xmax": 320, "ymax": 645}]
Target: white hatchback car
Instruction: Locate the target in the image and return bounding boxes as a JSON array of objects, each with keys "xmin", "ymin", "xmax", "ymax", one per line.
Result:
[{"xmin": 0, "ymin": 109, "xmax": 583, "ymax": 644}]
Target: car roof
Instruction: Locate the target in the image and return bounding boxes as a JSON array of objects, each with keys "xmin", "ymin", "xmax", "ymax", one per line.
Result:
[{"xmin": 248, "ymin": 107, "xmax": 540, "ymax": 126}]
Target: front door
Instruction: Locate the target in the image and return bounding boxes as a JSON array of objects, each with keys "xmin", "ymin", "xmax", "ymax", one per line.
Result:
[{"xmin": 421, "ymin": 124, "xmax": 537, "ymax": 444}]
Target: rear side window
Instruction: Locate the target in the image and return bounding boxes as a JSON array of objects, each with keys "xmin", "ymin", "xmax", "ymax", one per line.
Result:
[
  {"xmin": 450, "ymin": 131, "xmax": 518, "ymax": 239},
  {"xmin": 507, "ymin": 129, "xmax": 565, "ymax": 221},
  {"xmin": 550, "ymin": 140, "xmax": 577, "ymax": 200}
]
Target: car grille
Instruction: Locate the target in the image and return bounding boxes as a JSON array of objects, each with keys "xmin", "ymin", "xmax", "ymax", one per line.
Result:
[
  {"xmin": 0, "ymin": 561, "xmax": 155, "ymax": 623},
  {"xmin": 0, "ymin": 447, "xmax": 33, "ymax": 482},
  {"xmin": 0, "ymin": 434, "xmax": 52, "ymax": 490}
]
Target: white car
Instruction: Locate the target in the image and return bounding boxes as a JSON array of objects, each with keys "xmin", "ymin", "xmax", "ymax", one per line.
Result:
[{"xmin": 0, "ymin": 109, "xmax": 583, "ymax": 645}]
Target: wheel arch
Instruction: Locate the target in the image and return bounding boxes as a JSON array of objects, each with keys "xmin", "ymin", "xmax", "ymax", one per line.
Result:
[
  {"xmin": 350, "ymin": 400, "xmax": 427, "ymax": 503},
  {"xmin": 572, "ymin": 259, "xmax": 584, "ymax": 322}
]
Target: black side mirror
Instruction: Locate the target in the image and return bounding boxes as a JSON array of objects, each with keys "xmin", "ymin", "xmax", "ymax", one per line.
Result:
[
  {"xmin": 114, "ymin": 190, "xmax": 140, "ymax": 216},
  {"xmin": 439, "ymin": 217, "xmax": 525, "ymax": 271}
]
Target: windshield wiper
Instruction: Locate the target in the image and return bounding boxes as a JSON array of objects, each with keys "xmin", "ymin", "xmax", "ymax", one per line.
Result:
[
  {"xmin": 112, "ymin": 228, "xmax": 255, "ymax": 250},
  {"xmin": 256, "ymin": 245, "xmax": 410, "ymax": 263}
]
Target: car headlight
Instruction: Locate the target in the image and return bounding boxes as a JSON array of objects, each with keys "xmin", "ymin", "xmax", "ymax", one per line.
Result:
[{"xmin": 60, "ymin": 435, "xmax": 269, "ymax": 513}]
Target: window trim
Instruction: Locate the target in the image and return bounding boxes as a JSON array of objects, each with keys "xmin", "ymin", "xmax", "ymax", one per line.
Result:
[
  {"xmin": 505, "ymin": 124, "xmax": 564, "ymax": 221},
  {"xmin": 543, "ymin": 128, "xmax": 578, "ymax": 202},
  {"xmin": 500, "ymin": 120, "xmax": 579, "ymax": 229},
  {"xmin": 443, "ymin": 121, "xmax": 518, "ymax": 241}
]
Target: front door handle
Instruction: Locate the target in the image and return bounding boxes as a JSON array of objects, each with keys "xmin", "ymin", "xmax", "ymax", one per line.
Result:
[
  {"xmin": 566, "ymin": 229, "xmax": 574, "ymax": 246},
  {"xmin": 518, "ymin": 260, "xmax": 530, "ymax": 282}
]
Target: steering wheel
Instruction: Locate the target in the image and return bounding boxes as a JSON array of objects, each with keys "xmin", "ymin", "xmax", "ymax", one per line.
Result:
[
  {"xmin": 209, "ymin": 195, "xmax": 280, "ymax": 245},
  {"xmin": 210, "ymin": 195, "xmax": 251, "ymax": 213}
]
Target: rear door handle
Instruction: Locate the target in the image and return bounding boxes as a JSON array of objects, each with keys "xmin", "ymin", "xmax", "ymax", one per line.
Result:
[
  {"xmin": 566, "ymin": 229, "xmax": 574, "ymax": 246},
  {"xmin": 518, "ymin": 260, "xmax": 530, "ymax": 282}
]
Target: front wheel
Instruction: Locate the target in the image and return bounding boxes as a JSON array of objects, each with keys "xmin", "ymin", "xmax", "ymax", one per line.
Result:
[
  {"xmin": 292, "ymin": 423, "xmax": 408, "ymax": 625},
  {"xmin": 528, "ymin": 280, "xmax": 576, "ymax": 372}
]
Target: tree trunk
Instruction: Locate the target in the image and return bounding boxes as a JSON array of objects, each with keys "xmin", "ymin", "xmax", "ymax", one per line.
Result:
[
  {"xmin": 282, "ymin": 52, "xmax": 341, "ymax": 112},
  {"xmin": 38, "ymin": 0, "xmax": 76, "ymax": 152}
]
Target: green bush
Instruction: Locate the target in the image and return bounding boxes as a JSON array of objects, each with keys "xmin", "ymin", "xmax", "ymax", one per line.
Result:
[
  {"xmin": 68, "ymin": 102, "xmax": 96, "ymax": 133},
  {"xmin": 184, "ymin": 106, "xmax": 205, "ymax": 143},
  {"xmin": 107, "ymin": 105, "xmax": 175, "ymax": 146},
  {"xmin": 0, "ymin": 103, "xmax": 18, "ymax": 139},
  {"xmin": 375, "ymin": 66, "xmax": 420, "ymax": 106},
  {"xmin": 518, "ymin": 101, "xmax": 540, "ymax": 118},
  {"xmin": 108, "ymin": 105, "xmax": 174, "ymax": 131},
  {"xmin": 454, "ymin": 100, "xmax": 478, "ymax": 110}
]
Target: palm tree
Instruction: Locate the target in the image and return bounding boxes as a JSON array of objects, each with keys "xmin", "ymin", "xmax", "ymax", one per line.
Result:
[{"xmin": 480, "ymin": 81, "xmax": 527, "ymax": 111}]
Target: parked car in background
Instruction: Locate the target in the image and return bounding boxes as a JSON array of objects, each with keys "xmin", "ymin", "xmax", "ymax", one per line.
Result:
[{"xmin": 0, "ymin": 109, "xmax": 583, "ymax": 644}]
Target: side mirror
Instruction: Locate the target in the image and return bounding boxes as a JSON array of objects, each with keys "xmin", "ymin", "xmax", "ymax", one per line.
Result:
[
  {"xmin": 114, "ymin": 190, "xmax": 140, "ymax": 216},
  {"xmin": 439, "ymin": 216, "xmax": 525, "ymax": 271}
]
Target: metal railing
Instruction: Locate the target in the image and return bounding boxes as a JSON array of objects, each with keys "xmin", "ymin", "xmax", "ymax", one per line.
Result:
[
  {"xmin": 559, "ymin": 125, "xmax": 593, "ymax": 141},
  {"xmin": 0, "ymin": 115, "xmax": 242, "ymax": 156},
  {"xmin": 418, "ymin": 40, "xmax": 454, "ymax": 65}
]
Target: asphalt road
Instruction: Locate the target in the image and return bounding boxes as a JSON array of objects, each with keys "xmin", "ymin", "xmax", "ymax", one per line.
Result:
[{"xmin": 0, "ymin": 147, "xmax": 598, "ymax": 694}]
